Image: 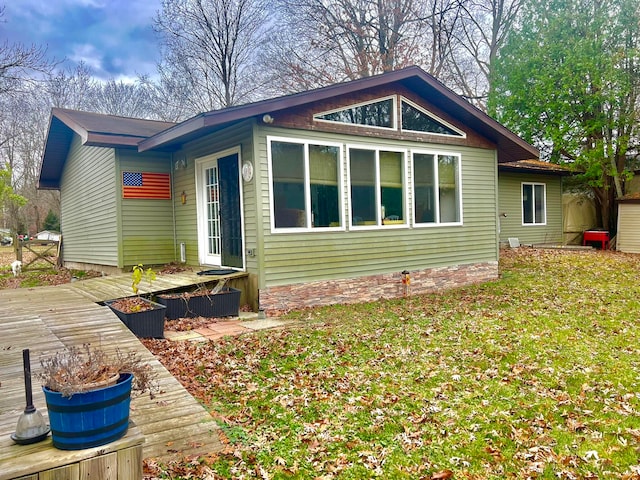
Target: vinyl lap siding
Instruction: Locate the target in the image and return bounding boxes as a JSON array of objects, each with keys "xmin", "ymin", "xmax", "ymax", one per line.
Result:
[
  {"xmin": 498, "ymin": 173, "xmax": 563, "ymax": 245},
  {"xmin": 255, "ymin": 126, "xmax": 499, "ymax": 287},
  {"xmin": 117, "ymin": 150, "xmax": 174, "ymax": 267},
  {"xmin": 60, "ymin": 136, "xmax": 119, "ymax": 266},
  {"xmin": 173, "ymin": 122, "xmax": 256, "ymax": 268}
]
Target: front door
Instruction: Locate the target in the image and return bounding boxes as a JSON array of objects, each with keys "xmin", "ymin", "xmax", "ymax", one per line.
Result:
[{"xmin": 196, "ymin": 150, "xmax": 244, "ymax": 268}]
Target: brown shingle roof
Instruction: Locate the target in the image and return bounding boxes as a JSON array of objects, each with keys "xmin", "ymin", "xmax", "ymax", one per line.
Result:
[
  {"xmin": 138, "ymin": 66, "xmax": 539, "ymax": 164},
  {"xmin": 498, "ymin": 159, "xmax": 572, "ymax": 176},
  {"xmin": 39, "ymin": 109, "xmax": 176, "ymax": 189}
]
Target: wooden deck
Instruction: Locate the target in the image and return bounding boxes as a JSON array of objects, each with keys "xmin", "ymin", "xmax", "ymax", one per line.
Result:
[
  {"xmin": 68, "ymin": 269, "xmax": 248, "ymax": 303},
  {"xmin": 0, "ymin": 271, "xmax": 245, "ymax": 477}
]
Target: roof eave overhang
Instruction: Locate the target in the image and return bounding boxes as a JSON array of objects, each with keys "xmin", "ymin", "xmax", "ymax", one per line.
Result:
[
  {"xmin": 139, "ymin": 66, "xmax": 539, "ymax": 161},
  {"xmin": 498, "ymin": 165, "xmax": 572, "ymax": 176},
  {"xmin": 84, "ymin": 133, "xmax": 147, "ymax": 148}
]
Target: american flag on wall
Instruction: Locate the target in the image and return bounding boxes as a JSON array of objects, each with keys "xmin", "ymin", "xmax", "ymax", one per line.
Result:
[{"xmin": 122, "ymin": 172, "xmax": 171, "ymax": 199}]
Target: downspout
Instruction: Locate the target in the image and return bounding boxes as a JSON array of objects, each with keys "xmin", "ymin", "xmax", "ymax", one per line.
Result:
[
  {"xmin": 171, "ymin": 155, "xmax": 178, "ymax": 263},
  {"xmin": 494, "ymin": 150, "xmax": 500, "ymax": 259}
]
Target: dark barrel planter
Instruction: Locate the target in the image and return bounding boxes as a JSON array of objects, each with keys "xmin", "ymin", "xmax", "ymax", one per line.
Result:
[{"xmin": 43, "ymin": 373, "xmax": 133, "ymax": 450}]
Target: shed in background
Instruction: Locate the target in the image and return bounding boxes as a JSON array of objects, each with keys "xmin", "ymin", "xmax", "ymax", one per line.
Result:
[{"xmin": 616, "ymin": 193, "xmax": 640, "ymax": 253}]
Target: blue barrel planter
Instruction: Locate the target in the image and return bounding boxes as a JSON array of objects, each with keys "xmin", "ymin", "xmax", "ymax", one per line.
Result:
[{"xmin": 43, "ymin": 373, "xmax": 133, "ymax": 450}]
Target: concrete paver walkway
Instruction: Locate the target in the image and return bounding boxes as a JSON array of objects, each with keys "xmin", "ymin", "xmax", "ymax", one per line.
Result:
[{"xmin": 164, "ymin": 313, "xmax": 293, "ymax": 341}]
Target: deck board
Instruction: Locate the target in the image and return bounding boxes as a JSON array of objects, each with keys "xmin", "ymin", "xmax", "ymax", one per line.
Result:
[{"xmin": 0, "ymin": 273, "xmax": 236, "ymax": 475}]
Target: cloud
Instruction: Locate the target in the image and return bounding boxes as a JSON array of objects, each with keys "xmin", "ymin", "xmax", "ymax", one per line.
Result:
[{"xmin": 2, "ymin": 0, "xmax": 162, "ymax": 81}]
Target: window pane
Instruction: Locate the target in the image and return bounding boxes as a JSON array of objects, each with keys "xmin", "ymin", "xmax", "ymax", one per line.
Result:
[
  {"xmin": 438, "ymin": 155, "xmax": 459, "ymax": 222},
  {"xmin": 309, "ymin": 145, "xmax": 340, "ymax": 227},
  {"xmin": 534, "ymin": 184, "xmax": 545, "ymax": 223},
  {"xmin": 272, "ymin": 141, "xmax": 306, "ymax": 228},
  {"xmin": 380, "ymin": 151, "xmax": 404, "ymax": 223},
  {"xmin": 522, "ymin": 184, "xmax": 533, "ymax": 224},
  {"xmin": 317, "ymin": 99, "xmax": 393, "ymax": 128},
  {"xmin": 414, "ymin": 153, "xmax": 436, "ymax": 223},
  {"xmin": 402, "ymin": 101, "xmax": 462, "ymax": 136},
  {"xmin": 349, "ymin": 149, "xmax": 376, "ymax": 225}
]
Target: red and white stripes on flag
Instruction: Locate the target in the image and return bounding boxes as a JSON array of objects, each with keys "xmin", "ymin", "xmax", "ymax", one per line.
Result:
[{"xmin": 122, "ymin": 172, "xmax": 171, "ymax": 199}]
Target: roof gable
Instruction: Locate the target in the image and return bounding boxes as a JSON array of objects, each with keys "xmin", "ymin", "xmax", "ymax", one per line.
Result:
[
  {"xmin": 39, "ymin": 109, "xmax": 176, "ymax": 189},
  {"xmin": 39, "ymin": 66, "xmax": 539, "ymax": 190},
  {"xmin": 138, "ymin": 66, "xmax": 538, "ymax": 163}
]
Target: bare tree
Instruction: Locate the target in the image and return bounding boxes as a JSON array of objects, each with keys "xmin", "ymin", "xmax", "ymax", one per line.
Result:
[
  {"xmin": 139, "ymin": 71, "xmax": 193, "ymax": 122},
  {"xmin": 154, "ymin": 0, "xmax": 270, "ymax": 113},
  {"xmin": 89, "ymin": 79, "xmax": 154, "ymax": 118},
  {"xmin": 455, "ymin": 0, "xmax": 523, "ymax": 109},
  {"xmin": 46, "ymin": 62, "xmax": 96, "ymax": 111},
  {"xmin": 0, "ymin": 7, "xmax": 55, "ymax": 99},
  {"xmin": 263, "ymin": 0, "xmax": 466, "ymax": 94}
]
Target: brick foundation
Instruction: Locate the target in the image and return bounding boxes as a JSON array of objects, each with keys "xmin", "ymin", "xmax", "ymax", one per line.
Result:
[{"xmin": 260, "ymin": 261, "xmax": 498, "ymax": 314}]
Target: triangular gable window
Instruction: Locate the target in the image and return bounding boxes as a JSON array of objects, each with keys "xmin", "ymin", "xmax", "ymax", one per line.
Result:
[
  {"xmin": 314, "ymin": 97, "xmax": 395, "ymax": 129},
  {"xmin": 401, "ymin": 98, "xmax": 465, "ymax": 137}
]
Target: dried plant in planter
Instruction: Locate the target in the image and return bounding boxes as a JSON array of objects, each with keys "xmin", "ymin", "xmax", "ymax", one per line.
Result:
[{"xmin": 38, "ymin": 344, "xmax": 158, "ymax": 398}]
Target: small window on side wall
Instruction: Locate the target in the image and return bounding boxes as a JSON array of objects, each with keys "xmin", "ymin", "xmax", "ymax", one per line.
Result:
[{"xmin": 522, "ymin": 183, "xmax": 546, "ymax": 225}]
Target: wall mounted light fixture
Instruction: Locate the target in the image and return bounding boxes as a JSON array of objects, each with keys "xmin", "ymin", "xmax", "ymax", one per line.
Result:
[
  {"xmin": 181, "ymin": 191, "xmax": 187, "ymax": 205},
  {"xmin": 174, "ymin": 157, "xmax": 187, "ymax": 170}
]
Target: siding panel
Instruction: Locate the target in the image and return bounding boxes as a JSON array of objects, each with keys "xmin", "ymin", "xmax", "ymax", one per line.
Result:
[
  {"xmin": 172, "ymin": 121, "xmax": 256, "ymax": 269},
  {"xmin": 60, "ymin": 136, "xmax": 119, "ymax": 266},
  {"xmin": 117, "ymin": 150, "xmax": 174, "ymax": 267},
  {"xmin": 498, "ymin": 173, "xmax": 563, "ymax": 245},
  {"xmin": 255, "ymin": 126, "xmax": 499, "ymax": 287}
]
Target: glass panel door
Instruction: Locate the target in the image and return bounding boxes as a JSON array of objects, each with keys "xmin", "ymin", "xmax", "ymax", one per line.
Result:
[{"xmin": 205, "ymin": 165, "xmax": 221, "ymax": 262}]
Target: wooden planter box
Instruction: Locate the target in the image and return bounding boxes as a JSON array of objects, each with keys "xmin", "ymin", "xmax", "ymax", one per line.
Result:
[
  {"xmin": 105, "ymin": 298, "xmax": 167, "ymax": 338},
  {"xmin": 158, "ymin": 287, "xmax": 241, "ymax": 319}
]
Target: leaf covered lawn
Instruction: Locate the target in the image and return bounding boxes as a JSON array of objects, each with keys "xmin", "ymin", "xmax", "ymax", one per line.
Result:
[{"xmin": 143, "ymin": 249, "xmax": 640, "ymax": 479}]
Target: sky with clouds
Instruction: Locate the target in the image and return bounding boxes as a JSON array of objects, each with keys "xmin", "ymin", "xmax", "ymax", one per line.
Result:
[{"xmin": 2, "ymin": 0, "xmax": 163, "ymax": 82}]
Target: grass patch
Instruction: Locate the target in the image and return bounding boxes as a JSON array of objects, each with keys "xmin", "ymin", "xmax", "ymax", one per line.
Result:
[{"xmin": 144, "ymin": 249, "xmax": 640, "ymax": 479}]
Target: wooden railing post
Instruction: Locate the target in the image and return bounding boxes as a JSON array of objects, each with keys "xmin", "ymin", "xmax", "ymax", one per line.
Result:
[{"xmin": 13, "ymin": 234, "xmax": 22, "ymax": 262}]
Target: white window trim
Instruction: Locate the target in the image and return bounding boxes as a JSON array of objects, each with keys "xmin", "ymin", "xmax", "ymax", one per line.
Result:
[
  {"xmin": 411, "ymin": 149, "xmax": 464, "ymax": 227},
  {"xmin": 313, "ymin": 95, "xmax": 398, "ymax": 131},
  {"xmin": 521, "ymin": 182, "xmax": 547, "ymax": 226},
  {"xmin": 400, "ymin": 97, "xmax": 467, "ymax": 138},
  {"xmin": 267, "ymin": 135, "xmax": 345, "ymax": 234},
  {"xmin": 346, "ymin": 143, "xmax": 409, "ymax": 230}
]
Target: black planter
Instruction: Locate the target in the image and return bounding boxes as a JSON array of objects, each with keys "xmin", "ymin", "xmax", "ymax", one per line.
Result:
[
  {"xmin": 105, "ymin": 298, "xmax": 167, "ymax": 338},
  {"xmin": 158, "ymin": 287, "xmax": 241, "ymax": 319}
]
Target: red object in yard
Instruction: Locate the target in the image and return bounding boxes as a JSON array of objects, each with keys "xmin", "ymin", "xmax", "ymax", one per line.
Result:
[{"xmin": 583, "ymin": 230, "xmax": 610, "ymax": 250}]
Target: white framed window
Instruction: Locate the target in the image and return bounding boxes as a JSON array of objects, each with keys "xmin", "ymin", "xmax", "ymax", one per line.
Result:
[
  {"xmin": 401, "ymin": 97, "xmax": 466, "ymax": 137},
  {"xmin": 522, "ymin": 182, "xmax": 546, "ymax": 225},
  {"xmin": 313, "ymin": 96, "xmax": 397, "ymax": 130},
  {"xmin": 267, "ymin": 136, "xmax": 344, "ymax": 232},
  {"xmin": 347, "ymin": 145, "xmax": 408, "ymax": 228},
  {"xmin": 412, "ymin": 150, "xmax": 463, "ymax": 226}
]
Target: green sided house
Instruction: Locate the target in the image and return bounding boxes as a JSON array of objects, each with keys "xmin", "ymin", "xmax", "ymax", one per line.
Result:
[
  {"xmin": 39, "ymin": 66, "xmax": 553, "ymax": 313},
  {"xmin": 497, "ymin": 159, "xmax": 570, "ymax": 246}
]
